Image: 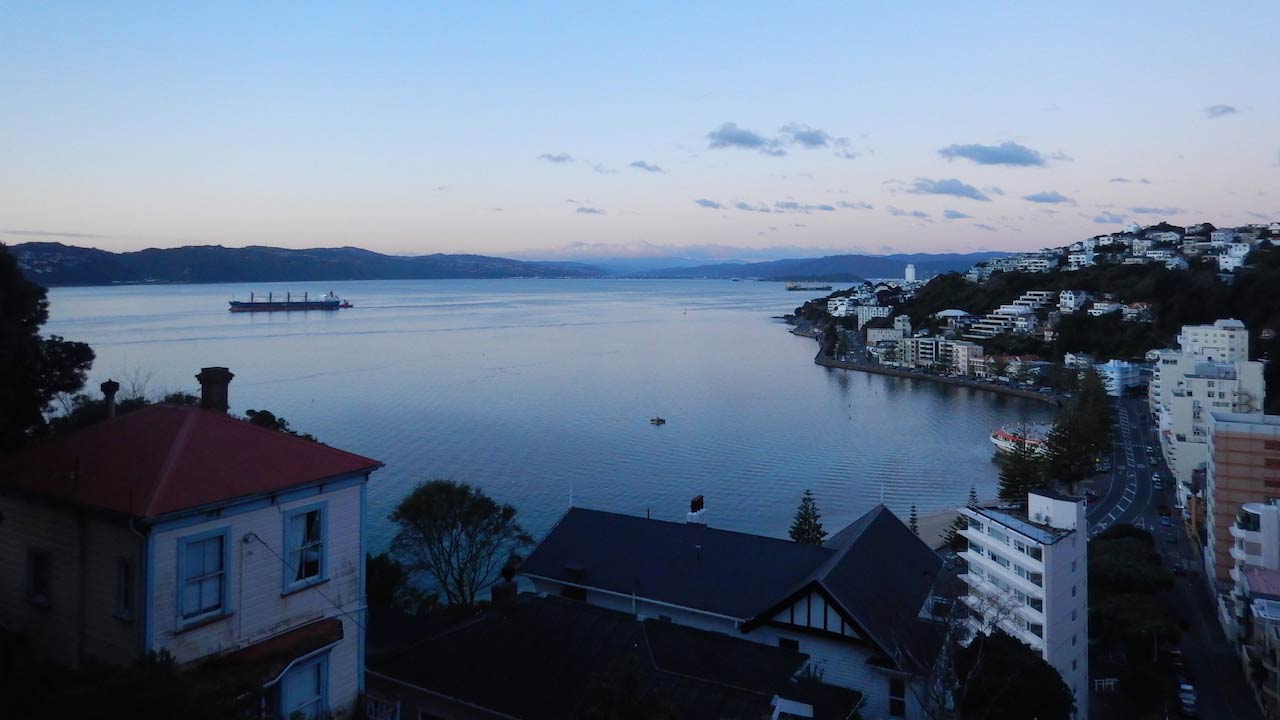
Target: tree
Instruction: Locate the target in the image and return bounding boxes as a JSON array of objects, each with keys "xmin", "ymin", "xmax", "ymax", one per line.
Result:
[
  {"xmin": 955, "ymin": 630, "xmax": 1075, "ymax": 720},
  {"xmin": 1042, "ymin": 414, "xmax": 1094, "ymax": 494},
  {"xmin": 789, "ymin": 489, "xmax": 826, "ymax": 544},
  {"xmin": 908, "ymin": 504, "xmax": 919, "ymax": 535},
  {"xmin": 967, "ymin": 485, "xmax": 979, "ymax": 508},
  {"xmin": 997, "ymin": 432, "xmax": 1044, "ymax": 502},
  {"xmin": 366, "ymin": 552, "xmax": 437, "ymax": 614},
  {"xmin": 389, "ymin": 479, "xmax": 533, "ymax": 606},
  {"xmin": 0, "ymin": 244, "xmax": 95, "ymax": 452},
  {"xmin": 940, "ymin": 512, "xmax": 967, "ymax": 550},
  {"xmin": 244, "ymin": 408, "xmax": 316, "ymax": 441}
]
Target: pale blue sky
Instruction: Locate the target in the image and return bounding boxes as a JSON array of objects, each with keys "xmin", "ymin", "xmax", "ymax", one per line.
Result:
[{"xmin": 3, "ymin": 2, "xmax": 1277, "ymax": 258}]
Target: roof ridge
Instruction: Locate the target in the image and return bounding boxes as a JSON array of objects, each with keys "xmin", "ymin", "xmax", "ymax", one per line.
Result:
[
  {"xmin": 147, "ymin": 406, "xmax": 199, "ymax": 516},
  {"xmin": 566, "ymin": 506, "xmax": 810, "ymax": 546},
  {"xmin": 203, "ymin": 407, "xmax": 381, "ymax": 466}
]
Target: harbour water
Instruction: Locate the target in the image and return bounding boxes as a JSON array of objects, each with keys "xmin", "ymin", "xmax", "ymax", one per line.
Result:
[{"xmin": 45, "ymin": 279, "xmax": 1054, "ymax": 549}]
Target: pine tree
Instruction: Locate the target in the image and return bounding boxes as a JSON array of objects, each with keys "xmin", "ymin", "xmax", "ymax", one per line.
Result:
[
  {"xmin": 1042, "ymin": 414, "xmax": 1093, "ymax": 495},
  {"xmin": 942, "ymin": 512, "xmax": 968, "ymax": 550},
  {"xmin": 998, "ymin": 432, "xmax": 1045, "ymax": 503},
  {"xmin": 789, "ymin": 489, "xmax": 826, "ymax": 544},
  {"xmin": 967, "ymin": 486, "xmax": 979, "ymax": 508},
  {"xmin": 908, "ymin": 505, "xmax": 920, "ymax": 535}
]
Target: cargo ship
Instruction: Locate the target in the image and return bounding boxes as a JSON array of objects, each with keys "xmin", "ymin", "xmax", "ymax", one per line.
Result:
[
  {"xmin": 228, "ymin": 291, "xmax": 352, "ymax": 312},
  {"xmin": 786, "ymin": 281, "xmax": 833, "ymax": 291},
  {"xmin": 990, "ymin": 422, "xmax": 1052, "ymax": 455}
]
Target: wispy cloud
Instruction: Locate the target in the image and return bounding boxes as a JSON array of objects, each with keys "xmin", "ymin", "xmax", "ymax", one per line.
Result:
[
  {"xmin": 779, "ymin": 123, "xmax": 831, "ymax": 148},
  {"xmin": 1131, "ymin": 206, "xmax": 1182, "ymax": 215},
  {"xmin": 694, "ymin": 198, "xmax": 724, "ymax": 209},
  {"xmin": 943, "ymin": 210, "xmax": 973, "ymax": 219},
  {"xmin": 906, "ymin": 178, "xmax": 990, "ymax": 202},
  {"xmin": 629, "ymin": 160, "xmax": 665, "ymax": 173},
  {"xmin": 775, "ymin": 201, "xmax": 835, "ymax": 213},
  {"xmin": 973, "ymin": 223, "xmax": 998, "ymax": 232},
  {"xmin": 938, "ymin": 141, "xmax": 1045, "ymax": 167},
  {"xmin": 1050, "ymin": 151, "xmax": 1074, "ymax": 162},
  {"xmin": 1094, "ymin": 212, "xmax": 1127, "ymax": 224},
  {"xmin": 537, "ymin": 152, "xmax": 574, "ymax": 163},
  {"xmin": 887, "ymin": 206, "xmax": 929, "ymax": 219},
  {"xmin": 735, "ymin": 201, "xmax": 771, "ymax": 213},
  {"xmin": 1023, "ymin": 191, "xmax": 1075, "ymax": 204},
  {"xmin": 589, "ymin": 162, "xmax": 616, "ymax": 175},
  {"xmin": 832, "ymin": 138, "xmax": 859, "ymax": 160},
  {"xmin": 1108, "ymin": 177, "xmax": 1152, "ymax": 184},
  {"xmin": 575, "ymin": 207, "xmax": 604, "ymax": 215},
  {"xmin": 706, "ymin": 122, "xmax": 785, "ymax": 156},
  {"xmin": 987, "ymin": 186, "xmax": 1005, "ymax": 196},
  {"xmin": 838, "ymin": 201, "xmax": 873, "ymax": 210},
  {"xmin": 4, "ymin": 229, "xmax": 110, "ymax": 239},
  {"xmin": 1204, "ymin": 104, "xmax": 1239, "ymax": 118}
]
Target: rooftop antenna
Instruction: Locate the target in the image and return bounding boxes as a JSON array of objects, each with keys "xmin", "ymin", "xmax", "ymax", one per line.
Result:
[{"xmin": 879, "ymin": 480, "xmax": 885, "ymax": 505}]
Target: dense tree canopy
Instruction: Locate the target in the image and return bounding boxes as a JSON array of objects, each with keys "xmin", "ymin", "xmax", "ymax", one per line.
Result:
[
  {"xmin": 0, "ymin": 244, "xmax": 94, "ymax": 451},
  {"xmin": 389, "ymin": 479, "xmax": 533, "ymax": 606},
  {"xmin": 956, "ymin": 630, "xmax": 1075, "ymax": 720},
  {"xmin": 997, "ymin": 433, "xmax": 1044, "ymax": 502}
]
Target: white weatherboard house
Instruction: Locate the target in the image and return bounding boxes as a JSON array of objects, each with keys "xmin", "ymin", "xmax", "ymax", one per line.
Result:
[
  {"xmin": 959, "ymin": 491, "xmax": 1089, "ymax": 719},
  {"xmin": 0, "ymin": 368, "xmax": 381, "ymax": 719},
  {"xmin": 520, "ymin": 502, "xmax": 948, "ymax": 720}
]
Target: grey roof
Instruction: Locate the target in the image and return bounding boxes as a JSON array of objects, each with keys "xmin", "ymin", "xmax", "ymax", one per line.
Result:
[
  {"xmin": 521, "ymin": 507, "xmax": 831, "ymax": 619},
  {"xmin": 972, "ymin": 505, "xmax": 1071, "ymax": 545},
  {"xmin": 369, "ymin": 595, "xmax": 863, "ymax": 720},
  {"xmin": 522, "ymin": 506, "xmax": 943, "ymax": 671}
]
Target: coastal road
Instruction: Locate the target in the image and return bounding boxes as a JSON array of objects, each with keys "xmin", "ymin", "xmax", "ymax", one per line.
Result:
[{"xmin": 1086, "ymin": 397, "xmax": 1168, "ymax": 538}]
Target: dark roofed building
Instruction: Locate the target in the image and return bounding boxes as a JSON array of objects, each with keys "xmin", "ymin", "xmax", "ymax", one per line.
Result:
[
  {"xmin": 519, "ymin": 504, "xmax": 945, "ymax": 719},
  {"xmin": 366, "ymin": 595, "xmax": 863, "ymax": 720}
]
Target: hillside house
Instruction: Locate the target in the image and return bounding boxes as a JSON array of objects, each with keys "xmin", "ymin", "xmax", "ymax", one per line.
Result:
[{"xmin": 0, "ymin": 368, "xmax": 381, "ymax": 719}]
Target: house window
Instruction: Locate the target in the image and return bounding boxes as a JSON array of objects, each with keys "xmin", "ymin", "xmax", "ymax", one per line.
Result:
[
  {"xmin": 778, "ymin": 637, "xmax": 800, "ymax": 652},
  {"xmin": 115, "ymin": 558, "xmax": 133, "ymax": 620},
  {"xmin": 889, "ymin": 677, "xmax": 907, "ymax": 717},
  {"xmin": 284, "ymin": 504, "xmax": 327, "ymax": 592},
  {"xmin": 27, "ymin": 549, "xmax": 51, "ymax": 607},
  {"xmin": 364, "ymin": 695, "xmax": 399, "ymax": 720},
  {"xmin": 178, "ymin": 529, "xmax": 228, "ymax": 624},
  {"xmin": 279, "ymin": 654, "xmax": 327, "ymax": 719}
]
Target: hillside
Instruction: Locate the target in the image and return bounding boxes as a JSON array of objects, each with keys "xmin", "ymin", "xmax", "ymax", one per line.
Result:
[
  {"xmin": 9, "ymin": 243, "xmax": 607, "ymax": 286},
  {"xmin": 634, "ymin": 252, "xmax": 1006, "ymax": 281}
]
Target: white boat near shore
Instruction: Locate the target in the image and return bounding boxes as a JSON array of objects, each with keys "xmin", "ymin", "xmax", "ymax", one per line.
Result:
[{"xmin": 990, "ymin": 422, "xmax": 1052, "ymax": 455}]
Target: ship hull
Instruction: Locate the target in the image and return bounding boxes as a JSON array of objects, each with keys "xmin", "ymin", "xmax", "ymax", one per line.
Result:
[{"xmin": 229, "ymin": 300, "xmax": 341, "ymax": 312}]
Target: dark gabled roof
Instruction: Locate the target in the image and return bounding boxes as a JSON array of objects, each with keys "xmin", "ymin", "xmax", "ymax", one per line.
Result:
[
  {"xmin": 751, "ymin": 506, "xmax": 944, "ymax": 673},
  {"xmin": 521, "ymin": 506, "xmax": 943, "ymax": 674},
  {"xmin": 520, "ymin": 507, "xmax": 830, "ymax": 619},
  {"xmin": 368, "ymin": 595, "xmax": 861, "ymax": 720},
  {"xmin": 0, "ymin": 404, "xmax": 381, "ymax": 519}
]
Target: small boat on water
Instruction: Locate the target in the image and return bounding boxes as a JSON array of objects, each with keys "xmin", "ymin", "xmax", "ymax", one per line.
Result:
[
  {"xmin": 990, "ymin": 422, "xmax": 1052, "ymax": 455},
  {"xmin": 229, "ymin": 291, "xmax": 352, "ymax": 313},
  {"xmin": 650, "ymin": 417, "xmax": 667, "ymax": 425},
  {"xmin": 786, "ymin": 281, "xmax": 833, "ymax": 291}
]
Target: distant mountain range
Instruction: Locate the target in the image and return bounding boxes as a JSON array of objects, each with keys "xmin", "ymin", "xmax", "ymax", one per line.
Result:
[
  {"xmin": 632, "ymin": 252, "xmax": 1008, "ymax": 281},
  {"xmin": 8, "ymin": 242, "xmax": 1007, "ymax": 286},
  {"xmin": 11, "ymin": 243, "xmax": 606, "ymax": 286}
]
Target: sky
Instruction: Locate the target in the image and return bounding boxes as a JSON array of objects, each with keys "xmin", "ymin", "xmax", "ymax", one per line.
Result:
[{"xmin": 2, "ymin": 2, "xmax": 1278, "ymax": 261}]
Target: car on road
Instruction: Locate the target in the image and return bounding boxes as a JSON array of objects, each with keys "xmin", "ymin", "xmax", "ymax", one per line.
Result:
[
  {"xmin": 1178, "ymin": 683, "xmax": 1198, "ymax": 717},
  {"xmin": 1160, "ymin": 517, "xmax": 1174, "ymax": 527}
]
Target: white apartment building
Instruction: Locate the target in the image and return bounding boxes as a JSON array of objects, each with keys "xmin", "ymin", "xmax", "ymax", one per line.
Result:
[
  {"xmin": 1219, "ymin": 243, "xmax": 1252, "ymax": 273},
  {"xmin": 960, "ymin": 491, "xmax": 1089, "ymax": 719},
  {"xmin": 1212, "ymin": 229, "xmax": 1239, "ymax": 244},
  {"xmin": 894, "ymin": 314, "xmax": 913, "ymax": 335},
  {"xmin": 904, "ymin": 263, "xmax": 917, "ymax": 283},
  {"xmin": 1223, "ymin": 502, "xmax": 1280, "ymax": 640},
  {"xmin": 1145, "ymin": 248, "xmax": 1176, "ymax": 261},
  {"xmin": 1148, "ymin": 230, "xmax": 1183, "ymax": 243},
  {"xmin": 1179, "ymin": 319, "xmax": 1250, "ymax": 362},
  {"xmin": 1067, "ymin": 251, "xmax": 1097, "ymax": 270},
  {"xmin": 1150, "ymin": 345, "xmax": 1265, "ymax": 506},
  {"xmin": 1131, "ymin": 237, "xmax": 1155, "ymax": 255},
  {"xmin": 1059, "ymin": 290, "xmax": 1092, "ymax": 314},
  {"xmin": 896, "ymin": 337, "xmax": 983, "ymax": 374},
  {"xmin": 853, "ymin": 304, "xmax": 892, "ymax": 329},
  {"xmin": 867, "ymin": 327, "xmax": 904, "ymax": 345},
  {"xmin": 1015, "ymin": 254, "xmax": 1060, "ymax": 273},
  {"xmin": 1096, "ymin": 359, "xmax": 1147, "ymax": 397},
  {"xmin": 828, "ymin": 297, "xmax": 853, "ymax": 317}
]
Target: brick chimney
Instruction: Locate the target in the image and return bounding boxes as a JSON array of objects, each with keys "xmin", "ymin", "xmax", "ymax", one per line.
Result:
[
  {"xmin": 100, "ymin": 379, "xmax": 120, "ymax": 418},
  {"xmin": 687, "ymin": 495, "xmax": 706, "ymax": 525},
  {"xmin": 195, "ymin": 367, "xmax": 234, "ymax": 413}
]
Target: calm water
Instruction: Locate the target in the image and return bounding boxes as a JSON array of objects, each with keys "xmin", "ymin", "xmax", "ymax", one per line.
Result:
[{"xmin": 45, "ymin": 279, "xmax": 1053, "ymax": 549}]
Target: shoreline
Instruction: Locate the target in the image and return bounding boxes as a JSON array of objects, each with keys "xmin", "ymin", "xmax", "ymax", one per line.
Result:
[{"xmin": 790, "ymin": 327, "xmax": 1062, "ymax": 406}]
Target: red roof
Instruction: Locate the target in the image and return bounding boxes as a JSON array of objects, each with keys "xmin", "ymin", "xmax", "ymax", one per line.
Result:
[{"xmin": 0, "ymin": 404, "xmax": 381, "ymax": 519}]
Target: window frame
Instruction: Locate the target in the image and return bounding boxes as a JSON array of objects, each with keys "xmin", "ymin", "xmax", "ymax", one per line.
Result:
[
  {"xmin": 114, "ymin": 557, "xmax": 134, "ymax": 621},
  {"xmin": 175, "ymin": 526, "xmax": 231, "ymax": 629},
  {"xmin": 279, "ymin": 652, "xmax": 329, "ymax": 720},
  {"xmin": 27, "ymin": 548, "xmax": 52, "ymax": 607},
  {"xmin": 282, "ymin": 502, "xmax": 329, "ymax": 595}
]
